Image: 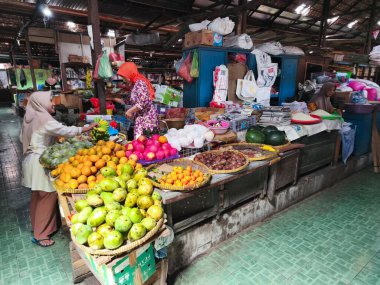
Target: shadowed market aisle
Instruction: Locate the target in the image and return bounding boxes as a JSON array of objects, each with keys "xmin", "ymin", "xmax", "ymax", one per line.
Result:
[{"xmin": 0, "ymin": 106, "xmax": 379, "ymax": 285}]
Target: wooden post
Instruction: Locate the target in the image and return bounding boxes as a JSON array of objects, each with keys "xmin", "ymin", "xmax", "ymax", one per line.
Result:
[
  {"xmin": 88, "ymin": 0, "xmax": 106, "ymax": 114},
  {"xmin": 236, "ymin": 0, "xmax": 247, "ymax": 35},
  {"xmin": 25, "ymin": 33, "xmax": 37, "ymax": 91},
  {"xmin": 364, "ymin": 0, "xmax": 377, "ymax": 53},
  {"xmin": 318, "ymin": 0, "xmax": 330, "ymax": 48}
]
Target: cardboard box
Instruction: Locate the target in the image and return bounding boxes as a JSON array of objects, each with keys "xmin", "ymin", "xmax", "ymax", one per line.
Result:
[
  {"xmin": 184, "ymin": 30, "xmax": 223, "ymax": 48},
  {"xmin": 76, "ymin": 243, "xmax": 156, "ymax": 285}
]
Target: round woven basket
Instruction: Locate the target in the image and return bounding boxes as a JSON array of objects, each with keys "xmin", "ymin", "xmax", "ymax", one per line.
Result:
[
  {"xmin": 219, "ymin": 143, "xmax": 278, "ymax": 162},
  {"xmin": 55, "ymin": 183, "xmax": 94, "ymax": 194},
  {"xmin": 71, "ymin": 218, "xmax": 164, "ymax": 256},
  {"xmin": 194, "ymin": 150, "xmax": 250, "ymax": 174},
  {"xmin": 146, "ymin": 159, "xmax": 212, "ymax": 192}
]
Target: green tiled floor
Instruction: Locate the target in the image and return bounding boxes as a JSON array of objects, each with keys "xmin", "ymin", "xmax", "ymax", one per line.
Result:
[
  {"xmin": 1, "ymin": 106, "xmax": 380, "ymax": 285},
  {"xmin": 175, "ymin": 168, "xmax": 380, "ymax": 285}
]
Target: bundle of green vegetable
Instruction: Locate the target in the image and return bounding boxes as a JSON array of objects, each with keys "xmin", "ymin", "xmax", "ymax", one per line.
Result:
[{"xmin": 90, "ymin": 118, "xmax": 110, "ymax": 143}]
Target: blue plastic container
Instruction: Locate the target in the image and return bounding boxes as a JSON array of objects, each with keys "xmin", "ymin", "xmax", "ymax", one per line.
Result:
[{"xmin": 343, "ymin": 112, "xmax": 372, "ymax": 156}]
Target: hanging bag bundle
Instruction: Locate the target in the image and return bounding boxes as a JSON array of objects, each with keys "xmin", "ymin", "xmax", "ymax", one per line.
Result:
[
  {"xmin": 236, "ymin": 70, "xmax": 258, "ymax": 101},
  {"xmin": 98, "ymin": 50, "xmax": 113, "ymax": 79},
  {"xmin": 190, "ymin": 50, "xmax": 199, "ymax": 78}
]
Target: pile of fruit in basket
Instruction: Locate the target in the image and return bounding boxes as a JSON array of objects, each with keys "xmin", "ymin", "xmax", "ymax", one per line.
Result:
[
  {"xmin": 218, "ymin": 144, "xmax": 277, "ymax": 161},
  {"xmin": 51, "ymin": 140, "xmax": 140, "ymax": 190},
  {"xmin": 194, "ymin": 151, "xmax": 247, "ymax": 171},
  {"xmin": 245, "ymin": 125, "xmax": 287, "ymax": 146},
  {"xmin": 70, "ymin": 163, "xmax": 164, "ymax": 250},
  {"xmin": 40, "ymin": 137, "xmax": 93, "ymax": 170},
  {"xmin": 125, "ymin": 135, "xmax": 178, "ymax": 163},
  {"xmin": 157, "ymin": 166, "xmax": 206, "ymax": 188}
]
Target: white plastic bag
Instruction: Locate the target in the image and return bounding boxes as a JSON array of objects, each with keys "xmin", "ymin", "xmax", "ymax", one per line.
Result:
[
  {"xmin": 223, "ymin": 34, "xmax": 253, "ymax": 49},
  {"xmin": 212, "ymin": 65, "xmax": 228, "ymax": 103},
  {"xmin": 189, "ymin": 20, "xmax": 211, "ymax": 32},
  {"xmin": 236, "ymin": 71, "xmax": 258, "ymax": 101},
  {"xmin": 283, "ymin": 46, "xmax": 305, "ymax": 55},
  {"xmin": 256, "ymin": 63, "xmax": 277, "ymax": 88},
  {"xmin": 256, "ymin": 41, "xmax": 284, "ymax": 55},
  {"xmin": 255, "ymin": 87, "xmax": 271, "ymax": 107},
  {"xmin": 251, "ymin": 49, "xmax": 272, "ymax": 68},
  {"xmin": 208, "ymin": 17, "xmax": 235, "ymax": 35}
]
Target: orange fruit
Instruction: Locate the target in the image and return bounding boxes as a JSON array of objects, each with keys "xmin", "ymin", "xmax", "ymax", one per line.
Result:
[
  {"xmin": 101, "ymin": 146, "xmax": 111, "ymax": 155},
  {"xmin": 89, "ymin": 155, "xmax": 100, "ymax": 162},
  {"xmin": 128, "ymin": 160, "xmax": 136, "ymax": 168},
  {"xmin": 50, "ymin": 169, "xmax": 59, "ymax": 178},
  {"xmin": 114, "ymin": 143, "xmax": 122, "ymax": 151},
  {"xmin": 77, "ymin": 149, "xmax": 83, "ymax": 155},
  {"xmin": 88, "ymin": 148, "xmax": 96, "ymax": 155},
  {"xmin": 90, "ymin": 166, "xmax": 98, "ymax": 174},
  {"xmin": 88, "ymin": 181, "xmax": 96, "ymax": 189},
  {"xmin": 97, "ymin": 140, "xmax": 106, "ymax": 146},
  {"xmin": 77, "ymin": 175, "xmax": 88, "ymax": 184},
  {"xmin": 106, "ymin": 141, "xmax": 116, "ymax": 150},
  {"xmin": 107, "ymin": 161, "xmax": 117, "ymax": 170},
  {"xmin": 97, "ymin": 152, "xmax": 103, "ymax": 157},
  {"xmin": 70, "ymin": 168, "xmax": 81, "ymax": 179},
  {"xmin": 87, "ymin": 175, "xmax": 96, "ymax": 183},
  {"xmin": 115, "ymin": 150, "xmax": 125, "ymax": 158},
  {"xmin": 95, "ymin": 159, "xmax": 106, "ymax": 169},
  {"xmin": 60, "ymin": 173, "xmax": 71, "ymax": 183},
  {"xmin": 96, "ymin": 174, "xmax": 104, "ymax": 183},
  {"xmin": 77, "ymin": 163, "xmax": 84, "ymax": 170},
  {"xmin": 111, "ymin": 157, "xmax": 119, "ymax": 164},
  {"xmin": 129, "ymin": 154, "xmax": 138, "ymax": 162},
  {"xmin": 158, "ymin": 136, "xmax": 168, "ymax": 144},
  {"xmin": 68, "ymin": 179, "xmax": 79, "ymax": 189},
  {"xmin": 119, "ymin": 157, "xmax": 128, "ymax": 164},
  {"xmin": 78, "ymin": 183, "xmax": 88, "ymax": 190},
  {"xmin": 69, "ymin": 157, "xmax": 75, "ymax": 162},
  {"xmin": 81, "ymin": 167, "xmax": 92, "ymax": 176},
  {"xmin": 55, "ymin": 179, "xmax": 64, "ymax": 187},
  {"xmin": 135, "ymin": 163, "xmax": 143, "ymax": 170},
  {"xmin": 84, "ymin": 160, "xmax": 93, "ymax": 167},
  {"xmin": 63, "ymin": 165, "xmax": 73, "ymax": 174},
  {"xmin": 82, "ymin": 149, "xmax": 89, "ymax": 155},
  {"xmin": 102, "ymin": 155, "xmax": 111, "ymax": 162},
  {"xmin": 117, "ymin": 170, "xmax": 122, "ymax": 176},
  {"xmin": 71, "ymin": 160, "xmax": 79, "ymax": 167}
]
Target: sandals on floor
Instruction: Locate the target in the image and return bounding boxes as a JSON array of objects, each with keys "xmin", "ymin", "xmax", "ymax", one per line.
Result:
[{"xmin": 31, "ymin": 237, "xmax": 55, "ymax": 247}]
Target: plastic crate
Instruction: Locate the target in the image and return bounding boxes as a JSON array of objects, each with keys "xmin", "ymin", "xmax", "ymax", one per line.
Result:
[
  {"xmin": 113, "ymin": 115, "xmax": 132, "ymax": 133},
  {"xmin": 180, "ymin": 144, "xmax": 211, "ymax": 157},
  {"xmin": 230, "ymin": 116, "xmax": 256, "ymax": 132}
]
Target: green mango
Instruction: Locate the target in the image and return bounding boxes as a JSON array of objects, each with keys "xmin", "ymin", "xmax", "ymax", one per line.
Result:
[
  {"xmin": 87, "ymin": 207, "xmax": 107, "ymax": 227},
  {"xmin": 75, "ymin": 224, "xmax": 93, "ymax": 245},
  {"xmin": 99, "ymin": 178, "xmax": 120, "ymax": 192}
]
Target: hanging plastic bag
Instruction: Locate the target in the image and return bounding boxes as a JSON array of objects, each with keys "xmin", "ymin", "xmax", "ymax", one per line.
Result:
[
  {"xmin": 256, "ymin": 63, "xmax": 278, "ymax": 88},
  {"xmin": 190, "ymin": 50, "xmax": 199, "ymax": 78},
  {"xmin": 93, "ymin": 54, "xmax": 102, "ymax": 80},
  {"xmin": 340, "ymin": 123, "xmax": 356, "ymax": 164},
  {"xmin": 20, "ymin": 69, "xmax": 27, "ymax": 87},
  {"xmin": 236, "ymin": 70, "xmax": 258, "ymax": 101},
  {"xmin": 98, "ymin": 50, "xmax": 113, "ymax": 79},
  {"xmin": 177, "ymin": 53, "xmax": 193, "ymax": 83},
  {"xmin": 212, "ymin": 65, "xmax": 228, "ymax": 103}
]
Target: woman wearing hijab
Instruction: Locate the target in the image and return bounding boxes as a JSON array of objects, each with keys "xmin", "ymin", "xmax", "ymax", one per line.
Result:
[
  {"xmin": 309, "ymin": 82, "xmax": 337, "ymax": 113},
  {"xmin": 117, "ymin": 62, "xmax": 158, "ymax": 139},
  {"xmin": 21, "ymin": 91, "xmax": 97, "ymax": 247}
]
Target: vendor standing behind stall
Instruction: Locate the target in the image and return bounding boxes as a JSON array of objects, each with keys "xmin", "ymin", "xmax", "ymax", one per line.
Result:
[
  {"xmin": 309, "ymin": 82, "xmax": 337, "ymax": 113},
  {"xmin": 21, "ymin": 91, "xmax": 97, "ymax": 247},
  {"xmin": 117, "ymin": 62, "xmax": 158, "ymax": 139}
]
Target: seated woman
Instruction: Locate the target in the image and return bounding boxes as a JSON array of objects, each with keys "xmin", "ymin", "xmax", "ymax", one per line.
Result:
[{"xmin": 309, "ymin": 82, "xmax": 337, "ymax": 113}]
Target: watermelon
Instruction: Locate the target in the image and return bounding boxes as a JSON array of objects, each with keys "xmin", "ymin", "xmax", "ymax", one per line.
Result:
[
  {"xmin": 248, "ymin": 125, "xmax": 263, "ymax": 132},
  {"xmin": 265, "ymin": 131, "xmax": 286, "ymax": 146},
  {"xmin": 262, "ymin": 125, "xmax": 278, "ymax": 136},
  {"xmin": 246, "ymin": 130, "xmax": 266, "ymax": 144}
]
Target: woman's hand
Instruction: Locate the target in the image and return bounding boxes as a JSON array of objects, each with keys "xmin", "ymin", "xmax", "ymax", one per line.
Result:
[
  {"xmin": 82, "ymin": 122, "xmax": 99, "ymax": 133},
  {"xmin": 125, "ymin": 108, "xmax": 134, "ymax": 119},
  {"xmin": 113, "ymin": 98, "xmax": 125, "ymax": 105}
]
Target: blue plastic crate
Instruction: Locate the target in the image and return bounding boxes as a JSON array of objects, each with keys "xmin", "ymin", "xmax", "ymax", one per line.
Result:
[{"xmin": 343, "ymin": 112, "xmax": 372, "ymax": 156}]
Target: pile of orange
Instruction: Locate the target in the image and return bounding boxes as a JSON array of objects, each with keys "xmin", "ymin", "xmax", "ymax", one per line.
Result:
[
  {"xmin": 52, "ymin": 140, "xmax": 142, "ymax": 190},
  {"xmin": 158, "ymin": 166, "xmax": 205, "ymax": 188}
]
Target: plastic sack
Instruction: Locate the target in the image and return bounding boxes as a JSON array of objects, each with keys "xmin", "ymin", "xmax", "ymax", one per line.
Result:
[
  {"xmin": 98, "ymin": 50, "xmax": 113, "ymax": 79},
  {"xmin": 256, "ymin": 41, "xmax": 284, "ymax": 55},
  {"xmin": 125, "ymin": 32, "xmax": 160, "ymax": 46},
  {"xmin": 177, "ymin": 54, "xmax": 193, "ymax": 83},
  {"xmin": 212, "ymin": 65, "xmax": 228, "ymax": 103},
  {"xmin": 251, "ymin": 49, "xmax": 272, "ymax": 68},
  {"xmin": 189, "ymin": 20, "xmax": 211, "ymax": 32},
  {"xmin": 190, "ymin": 50, "xmax": 199, "ymax": 78},
  {"xmin": 255, "ymin": 87, "xmax": 271, "ymax": 107},
  {"xmin": 256, "ymin": 63, "xmax": 278, "ymax": 88},
  {"xmin": 223, "ymin": 34, "xmax": 253, "ymax": 49},
  {"xmin": 283, "ymin": 46, "xmax": 305, "ymax": 55},
  {"xmin": 347, "ymin": 80, "xmax": 366, "ymax": 91},
  {"xmin": 340, "ymin": 123, "xmax": 356, "ymax": 164},
  {"xmin": 366, "ymin": 87, "xmax": 377, "ymax": 101},
  {"xmin": 208, "ymin": 17, "xmax": 235, "ymax": 35}
]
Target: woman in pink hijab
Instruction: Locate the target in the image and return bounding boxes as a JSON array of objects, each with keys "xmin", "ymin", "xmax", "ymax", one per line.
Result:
[{"xmin": 21, "ymin": 91, "xmax": 97, "ymax": 247}]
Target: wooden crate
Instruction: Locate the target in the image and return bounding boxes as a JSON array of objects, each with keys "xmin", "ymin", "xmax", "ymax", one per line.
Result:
[{"xmin": 57, "ymin": 192, "xmax": 86, "ymax": 227}]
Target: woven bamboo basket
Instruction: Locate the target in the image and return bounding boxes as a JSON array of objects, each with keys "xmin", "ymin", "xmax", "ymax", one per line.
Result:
[
  {"xmin": 146, "ymin": 159, "xmax": 212, "ymax": 192},
  {"xmin": 194, "ymin": 150, "xmax": 250, "ymax": 174},
  {"xmin": 218, "ymin": 143, "xmax": 278, "ymax": 162},
  {"xmin": 71, "ymin": 218, "xmax": 164, "ymax": 256},
  {"xmin": 55, "ymin": 183, "xmax": 94, "ymax": 194}
]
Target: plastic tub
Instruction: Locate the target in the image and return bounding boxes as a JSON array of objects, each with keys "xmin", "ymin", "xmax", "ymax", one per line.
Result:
[{"xmin": 343, "ymin": 111, "xmax": 372, "ymax": 156}]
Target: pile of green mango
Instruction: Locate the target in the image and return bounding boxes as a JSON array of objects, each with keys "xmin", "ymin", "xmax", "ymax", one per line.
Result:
[{"xmin": 71, "ymin": 165, "xmax": 164, "ymax": 250}]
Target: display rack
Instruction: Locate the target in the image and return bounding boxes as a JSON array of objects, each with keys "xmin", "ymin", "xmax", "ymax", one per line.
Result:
[{"xmin": 61, "ymin": 62, "xmax": 92, "ymax": 91}]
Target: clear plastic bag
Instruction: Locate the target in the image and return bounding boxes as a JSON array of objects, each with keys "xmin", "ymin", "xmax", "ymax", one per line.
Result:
[
  {"xmin": 98, "ymin": 50, "xmax": 113, "ymax": 79},
  {"xmin": 190, "ymin": 50, "xmax": 199, "ymax": 78},
  {"xmin": 340, "ymin": 123, "xmax": 356, "ymax": 164}
]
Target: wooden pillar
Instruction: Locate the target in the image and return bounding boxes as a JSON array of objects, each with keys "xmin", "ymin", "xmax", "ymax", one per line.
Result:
[
  {"xmin": 25, "ymin": 33, "xmax": 37, "ymax": 91},
  {"xmin": 88, "ymin": 0, "xmax": 106, "ymax": 114},
  {"xmin": 318, "ymin": 0, "xmax": 330, "ymax": 48},
  {"xmin": 236, "ymin": 0, "xmax": 247, "ymax": 34},
  {"xmin": 10, "ymin": 49, "xmax": 17, "ymax": 67},
  {"xmin": 364, "ymin": 0, "xmax": 377, "ymax": 53}
]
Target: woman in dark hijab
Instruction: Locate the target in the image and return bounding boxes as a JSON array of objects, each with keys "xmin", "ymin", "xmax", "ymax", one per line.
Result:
[{"xmin": 310, "ymin": 82, "xmax": 337, "ymax": 113}]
